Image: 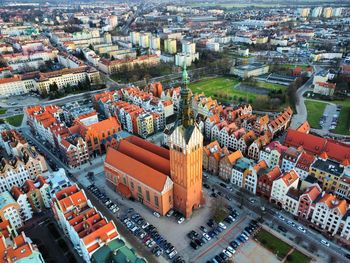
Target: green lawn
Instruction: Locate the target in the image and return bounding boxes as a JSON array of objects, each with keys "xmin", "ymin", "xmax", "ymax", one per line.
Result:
[
  {"xmin": 252, "ymin": 81, "xmax": 286, "ymax": 91},
  {"xmin": 189, "ymin": 77, "xmax": 257, "ymax": 101},
  {"xmin": 281, "ymin": 64, "xmax": 309, "ymax": 71},
  {"xmin": 0, "ymin": 108, "xmax": 7, "ymax": 114},
  {"xmin": 286, "ymin": 250, "xmax": 311, "ymax": 263},
  {"xmin": 305, "ymin": 100, "xmax": 327, "ymax": 129},
  {"xmin": 332, "ymin": 106, "xmax": 350, "ymax": 135},
  {"xmin": 5, "ymin": 114, "xmax": 24, "ymax": 127},
  {"xmin": 255, "ymin": 229, "xmax": 292, "ymax": 259}
]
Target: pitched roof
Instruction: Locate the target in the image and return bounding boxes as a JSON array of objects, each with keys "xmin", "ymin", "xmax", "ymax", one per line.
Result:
[
  {"xmin": 280, "ymin": 170, "xmax": 299, "ymax": 187},
  {"xmin": 227, "ymin": 150, "xmax": 243, "ymax": 164},
  {"xmin": 284, "ymin": 129, "xmax": 350, "ymax": 162},
  {"xmin": 318, "ymin": 193, "xmax": 348, "ymax": 216},
  {"xmin": 105, "ymin": 147, "xmax": 168, "ymax": 193},
  {"xmin": 116, "ymin": 138, "xmax": 170, "ymax": 176}
]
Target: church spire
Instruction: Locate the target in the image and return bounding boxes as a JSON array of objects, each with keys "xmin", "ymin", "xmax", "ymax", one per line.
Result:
[{"xmin": 179, "ymin": 63, "xmax": 193, "ymax": 128}]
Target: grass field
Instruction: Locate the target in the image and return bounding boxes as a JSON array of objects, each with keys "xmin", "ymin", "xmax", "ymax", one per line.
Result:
[
  {"xmin": 253, "ymin": 81, "xmax": 286, "ymax": 91},
  {"xmin": 255, "ymin": 229, "xmax": 292, "ymax": 259},
  {"xmin": 281, "ymin": 64, "xmax": 309, "ymax": 71},
  {"xmin": 286, "ymin": 250, "xmax": 311, "ymax": 263},
  {"xmin": 305, "ymin": 100, "xmax": 327, "ymax": 129},
  {"xmin": 5, "ymin": 114, "xmax": 23, "ymax": 127},
  {"xmin": 332, "ymin": 106, "xmax": 350, "ymax": 135},
  {"xmin": 189, "ymin": 77, "xmax": 258, "ymax": 101},
  {"xmin": 0, "ymin": 108, "xmax": 7, "ymax": 114}
]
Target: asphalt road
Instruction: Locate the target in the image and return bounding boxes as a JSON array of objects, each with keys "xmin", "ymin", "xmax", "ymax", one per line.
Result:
[{"xmin": 206, "ymin": 176, "xmax": 350, "ymax": 263}]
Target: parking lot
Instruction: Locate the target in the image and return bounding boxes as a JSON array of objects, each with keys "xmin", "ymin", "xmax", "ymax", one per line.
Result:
[{"xmin": 76, "ymin": 170, "xmax": 271, "ymax": 263}]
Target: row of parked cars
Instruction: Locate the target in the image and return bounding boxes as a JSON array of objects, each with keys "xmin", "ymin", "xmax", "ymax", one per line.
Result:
[
  {"xmin": 188, "ymin": 206, "xmax": 240, "ymax": 250},
  {"xmin": 87, "ymin": 184, "xmax": 119, "ymax": 213},
  {"xmin": 210, "ymin": 219, "xmax": 260, "ymax": 263},
  {"xmin": 121, "ymin": 211, "xmax": 184, "ymax": 263},
  {"xmin": 277, "ymin": 214, "xmax": 307, "ymax": 233}
]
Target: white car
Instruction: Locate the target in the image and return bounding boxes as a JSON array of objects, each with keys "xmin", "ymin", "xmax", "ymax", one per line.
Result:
[
  {"xmin": 223, "ymin": 249, "xmax": 232, "ymax": 258},
  {"xmin": 203, "ymin": 233, "xmax": 211, "ymax": 241},
  {"xmin": 249, "ymin": 198, "xmax": 256, "ymax": 204},
  {"xmin": 297, "ymin": 226, "xmax": 306, "ymax": 233},
  {"xmin": 168, "ymin": 250, "xmax": 178, "ymax": 259},
  {"xmin": 278, "ymin": 215, "xmax": 285, "ymax": 221},
  {"xmin": 320, "ymin": 239, "xmax": 330, "ymax": 247},
  {"xmin": 228, "ymin": 215, "xmax": 236, "ymax": 222},
  {"xmin": 177, "ymin": 217, "xmax": 185, "ymax": 224},
  {"xmin": 141, "ymin": 222, "xmax": 149, "ymax": 229},
  {"xmin": 153, "ymin": 212, "xmax": 160, "ymax": 218},
  {"xmin": 112, "ymin": 207, "xmax": 119, "ymax": 213},
  {"xmin": 227, "ymin": 246, "xmax": 235, "ymax": 254},
  {"xmin": 218, "ymin": 222, "xmax": 227, "ymax": 230}
]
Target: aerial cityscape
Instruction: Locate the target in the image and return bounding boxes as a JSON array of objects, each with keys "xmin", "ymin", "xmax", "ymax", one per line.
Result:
[{"xmin": 0, "ymin": 0, "xmax": 350, "ymax": 263}]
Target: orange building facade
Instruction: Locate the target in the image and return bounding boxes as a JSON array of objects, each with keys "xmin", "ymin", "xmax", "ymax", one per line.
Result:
[{"xmin": 104, "ymin": 65, "xmax": 204, "ymax": 219}]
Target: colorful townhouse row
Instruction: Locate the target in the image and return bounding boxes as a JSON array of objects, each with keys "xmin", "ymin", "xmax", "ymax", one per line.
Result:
[
  {"xmin": 203, "ymin": 124, "xmax": 350, "ymax": 244},
  {"xmin": 51, "ymin": 184, "xmax": 146, "ymax": 263},
  {"xmin": 25, "ymin": 105, "xmax": 122, "ymax": 168},
  {"xmin": 0, "ymin": 223, "xmax": 45, "ymax": 263},
  {"xmin": 92, "ymin": 85, "xmax": 176, "ymax": 138}
]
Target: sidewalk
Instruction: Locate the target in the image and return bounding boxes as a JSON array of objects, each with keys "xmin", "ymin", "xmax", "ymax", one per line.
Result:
[{"xmin": 261, "ymin": 225, "xmax": 316, "ymax": 261}]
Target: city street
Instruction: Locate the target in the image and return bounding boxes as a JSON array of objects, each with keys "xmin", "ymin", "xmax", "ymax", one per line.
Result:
[{"xmin": 19, "ymin": 122, "xmax": 350, "ymax": 263}]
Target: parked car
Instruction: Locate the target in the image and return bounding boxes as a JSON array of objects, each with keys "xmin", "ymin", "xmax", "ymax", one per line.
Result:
[
  {"xmin": 278, "ymin": 225, "xmax": 287, "ymax": 233},
  {"xmin": 218, "ymin": 222, "xmax": 227, "ymax": 230},
  {"xmin": 297, "ymin": 225, "xmax": 306, "ymax": 233},
  {"xmin": 320, "ymin": 239, "xmax": 330, "ymax": 247},
  {"xmin": 177, "ymin": 217, "xmax": 185, "ymax": 224},
  {"xmin": 153, "ymin": 212, "xmax": 160, "ymax": 218}
]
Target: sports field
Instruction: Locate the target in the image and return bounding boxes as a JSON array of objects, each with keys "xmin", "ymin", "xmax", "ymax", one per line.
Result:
[{"xmin": 189, "ymin": 77, "xmax": 257, "ymax": 101}]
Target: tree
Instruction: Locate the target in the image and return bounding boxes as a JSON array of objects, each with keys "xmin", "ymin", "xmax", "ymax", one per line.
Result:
[
  {"xmin": 308, "ymin": 243, "xmax": 318, "ymax": 254},
  {"xmin": 49, "ymin": 82, "xmax": 59, "ymax": 93}
]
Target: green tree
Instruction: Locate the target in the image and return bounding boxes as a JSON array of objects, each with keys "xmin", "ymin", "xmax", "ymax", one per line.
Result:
[{"xmin": 49, "ymin": 82, "xmax": 59, "ymax": 93}]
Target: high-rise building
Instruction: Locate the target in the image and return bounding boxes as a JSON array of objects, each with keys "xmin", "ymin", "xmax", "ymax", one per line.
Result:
[
  {"xmin": 169, "ymin": 65, "xmax": 204, "ymax": 218},
  {"xmin": 322, "ymin": 7, "xmax": 333, "ymax": 18},
  {"xmin": 298, "ymin": 8, "xmax": 310, "ymax": 17},
  {"xmin": 311, "ymin": 7, "xmax": 323, "ymax": 17},
  {"xmin": 164, "ymin": 39, "xmax": 177, "ymax": 54}
]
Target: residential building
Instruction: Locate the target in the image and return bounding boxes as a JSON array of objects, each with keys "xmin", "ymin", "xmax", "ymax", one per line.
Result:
[
  {"xmin": 270, "ymin": 170, "xmax": 300, "ymax": 207},
  {"xmin": 0, "ymin": 231, "xmax": 45, "ymax": 263},
  {"xmin": 0, "ymin": 158, "xmax": 31, "ymax": 193},
  {"xmin": 91, "ymin": 238, "xmax": 146, "ymax": 263},
  {"xmin": 10, "ymin": 186, "xmax": 33, "ymax": 221},
  {"xmin": 259, "ymin": 141, "xmax": 287, "ymax": 168},
  {"xmin": 203, "ymin": 141, "xmax": 224, "ymax": 176},
  {"xmin": 231, "ymin": 157, "xmax": 252, "ymax": 188},
  {"xmin": 281, "ymin": 147, "xmax": 302, "ymax": 172},
  {"xmin": 0, "ymin": 191, "xmax": 22, "ymax": 229},
  {"xmin": 311, "ymin": 193, "xmax": 347, "ymax": 236},
  {"xmin": 284, "ymin": 188, "xmax": 301, "ymax": 216},
  {"xmin": 51, "ymin": 185, "xmax": 119, "ymax": 262},
  {"xmin": 297, "ymin": 185, "xmax": 322, "ymax": 221},
  {"xmin": 244, "ymin": 160, "xmax": 268, "ymax": 195},
  {"xmin": 219, "ymin": 150, "xmax": 243, "ymax": 182},
  {"xmin": 284, "ymin": 129, "xmax": 350, "ymax": 163},
  {"xmin": 257, "ymin": 166, "xmax": 282, "ymax": 199}
]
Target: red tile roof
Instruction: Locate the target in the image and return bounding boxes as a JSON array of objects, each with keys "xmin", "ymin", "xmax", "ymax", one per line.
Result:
[
  {"xmin": 284, "ymin": 129, "xmax": 350, "ymax": 162},
  {"xmin": 105, "ymin": 147, "xmax": 168, "ymax": 192},
  {"xmin": 115, "ymin": 138, "xmax": 170, "ymax": 176}
]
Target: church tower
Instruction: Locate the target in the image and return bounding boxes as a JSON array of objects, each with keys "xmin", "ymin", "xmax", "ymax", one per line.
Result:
[{"xmin": 169, "ymin": 65, "xmax": 204, "ymax": 219}]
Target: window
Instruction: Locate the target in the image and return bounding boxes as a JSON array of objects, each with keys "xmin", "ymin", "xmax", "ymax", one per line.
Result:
[
  {"xmin": 169, "ymin": 195, "xmax": 172, "ymax": 204},
  {"xmin": 154, "ymin": 196, "xmax": 159, "ymax": 207},
  {"xmin": 130, "ymin": 181, "xmax": 134, "ymax": 190},
  {"xmin": 146, "ymin": 191, "xmax": 150, "ymax": 202},
  {"xmin": 138, "ymin": 186, "xmax": 142, "ymax": 194}
]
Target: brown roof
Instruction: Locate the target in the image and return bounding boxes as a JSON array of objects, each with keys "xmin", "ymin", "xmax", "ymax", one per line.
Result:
[
  {"xmin": 115, "ymin": 139, "xmax": 170, "ymax": 176},
  {"xmin": 105, "ymin": 147, "xmax": 168, "ymax": 192}
]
